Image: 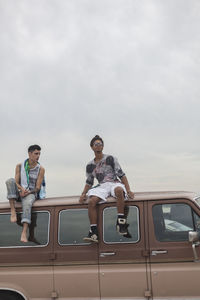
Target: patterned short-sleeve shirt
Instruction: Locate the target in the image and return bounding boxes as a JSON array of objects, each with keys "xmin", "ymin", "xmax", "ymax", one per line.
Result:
[{"xmin": 86, "ymin": 154, "xmax": 125, "ymax": 186}]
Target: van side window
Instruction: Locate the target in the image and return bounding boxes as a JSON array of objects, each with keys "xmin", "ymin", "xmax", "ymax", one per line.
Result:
[
  {"xmin": 0, "ymin": 211, "xmax": 49, "ymax": 247},
  {"xmin": 152, "ymin": 203, "xmax": 194, "ymax": 242},
  {"xmin": 59, "ymin": 209, "xmax": 90, "ymax": 245},
  {"xmin": 103, "ymin": 206, "xmax": 140, "ymax": 244}
]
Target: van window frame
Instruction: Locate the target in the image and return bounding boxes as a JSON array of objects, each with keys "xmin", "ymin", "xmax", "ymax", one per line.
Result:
[
  {"xmin": 152, "ymin": 202, "xmax": 196, "ymax": 243},
  {"xmin": 102, "ymin": 205, "xmax": 140, "ymax": 245},
  {"xmin": 58, "ymin": 208, "xmax": 91, "ymax": 246},
  {"xmin": 0, "ymin": 210, "xmax": 50, "ymax": 249}
]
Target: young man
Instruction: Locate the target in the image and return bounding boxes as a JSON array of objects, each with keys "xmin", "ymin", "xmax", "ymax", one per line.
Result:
[
  {"xmin": 5, "ymin": 144, "xmax": 45, "ymax": 243},
  {"xmin": 79, "ymin": 135, "xmax": 134, "ymax": 243}
]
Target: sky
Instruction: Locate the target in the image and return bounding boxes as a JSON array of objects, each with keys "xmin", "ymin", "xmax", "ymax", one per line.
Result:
[{"xmin": 0, "ymin": 0, "xmax": 200, "ymax": 201}]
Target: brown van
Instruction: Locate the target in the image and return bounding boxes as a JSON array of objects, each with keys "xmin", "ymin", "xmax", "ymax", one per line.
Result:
[{"xmin": 0, "ymin": 191, "xmax": 200, "ymax": 299}]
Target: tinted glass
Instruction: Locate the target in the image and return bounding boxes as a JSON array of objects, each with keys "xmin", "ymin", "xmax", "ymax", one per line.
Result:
[
  {"xmin": 59, "ymin": 209, "xmax": 90, "ymax": 245},
  {"xmin": 152, "ymin": 203, "xmax": 194, "ymax": 242},
  {"xmin": 193, "ymin": 211, "xmax": 200, "ymax": 232},
  {"xmin": 0, "ymin": 211, "xmax": 49, "ymax": 247},
  {"xmin": 103, "ymin": 206, "xmax": 139, "ymax": 244}
]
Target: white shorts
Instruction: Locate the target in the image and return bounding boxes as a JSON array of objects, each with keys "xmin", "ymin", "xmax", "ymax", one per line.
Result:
[{"xmin": 87, "ymin": 182, "xmax": 127, "ymax": 203}]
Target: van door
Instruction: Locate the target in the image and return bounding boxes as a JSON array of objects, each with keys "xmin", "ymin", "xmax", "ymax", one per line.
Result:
[
  {"xmin": 53, "ymin": 205, "xmax": 100, "ymax": 299},
  {"xmin": 148, "ymin": 199, "xmax": 200, "ymax": 299},
  {"xmin": 98, "ymin": 201, "xmax": 150, "ymax": 299}
]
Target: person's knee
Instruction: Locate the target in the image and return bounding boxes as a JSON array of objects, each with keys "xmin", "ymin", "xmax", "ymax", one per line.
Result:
[
  {"xmin": 5, "ymin": 178, "xmax": 15, "ymax": 186},
  {"xmin": 115, "ymin": 187, "xmax": 124, "ymax": 198},
  {"xmin": 88, "ymin": 196, "xmax": 100, "ymax": 208}
]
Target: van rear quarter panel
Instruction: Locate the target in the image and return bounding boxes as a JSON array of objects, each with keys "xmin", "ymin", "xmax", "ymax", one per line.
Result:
[{"xmin": 0, "ymin": 205, "xmax": 55, "ymax": 299}]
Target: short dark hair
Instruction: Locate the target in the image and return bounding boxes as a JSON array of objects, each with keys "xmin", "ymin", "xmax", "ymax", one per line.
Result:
[
  {"xmin": 90, "ymin": 135, "xmax": 104, "ymax": 147},
  {"xmin": 28, "ymin": 144, "xmax": 41, "ymax": 153}
]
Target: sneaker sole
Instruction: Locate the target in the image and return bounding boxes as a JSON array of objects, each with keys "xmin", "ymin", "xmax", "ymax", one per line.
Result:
[
  {"xmin": 118, "ymin": 231, "xmax": 128, "ymax": 236},
  {"xmin": 83, "ymin": 237, "xmax": 99, "ymax": 243}
]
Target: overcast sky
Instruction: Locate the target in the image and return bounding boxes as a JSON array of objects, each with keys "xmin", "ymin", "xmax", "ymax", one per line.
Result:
[{"xmin": 0, "ymin": 0, "xmax": 200, "ymax": 201}]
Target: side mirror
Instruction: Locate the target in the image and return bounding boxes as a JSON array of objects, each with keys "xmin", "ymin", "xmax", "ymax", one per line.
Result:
[{"xmin": 188, "ymin": 231, "xmax": 200, "ymax": 262}]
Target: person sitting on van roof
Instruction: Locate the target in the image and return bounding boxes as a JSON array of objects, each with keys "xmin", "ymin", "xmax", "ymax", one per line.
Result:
[
  {"xmin": 79, "ymin": 135, "xmax": 134, "ymax": 243},
  {"xmin": 5, "ymin": 144, "xmax": 45, "ymax": 243}
]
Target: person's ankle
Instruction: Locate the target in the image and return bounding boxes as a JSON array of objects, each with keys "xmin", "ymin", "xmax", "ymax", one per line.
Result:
[
  {"xmin": 91, "ymin": 224, "xmax": 98, "ymax": 233},
  {"xmin": 118, "ymin": 214, "xmax": 125, "ymax": 219},
  {"xmin": 10, "ymin": 212, "xmax": 17, "ymax": 223}
]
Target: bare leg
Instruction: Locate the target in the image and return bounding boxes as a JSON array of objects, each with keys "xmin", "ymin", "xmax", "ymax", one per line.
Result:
[
  {"xmin": 114, "ymin": 187, "xmax": 131, "ymax": 237},
  {"xmin": 9, "ymin": 199, "xmax": 17, "ymax": 223},
  {"xmin": 88, "ymin": 196, "xmax": 101, "ymax": 224},
  {"xmin": 21, "ymin": 223, "xmax": 29, "ymax": 243},
  {"xmin": 115, "ymin": 187, "xmax": 125, "ymax": 214},
  {"xmin": 83, "ymin": 196, "xmax": 101, "ymax": 242},
  {"xmin": 28, "ymin": 219, "xmax": 41, "ymax": 245},
  {"xmin": 21, "ymin": 194, "xmax": 35, "ymax": 243}
]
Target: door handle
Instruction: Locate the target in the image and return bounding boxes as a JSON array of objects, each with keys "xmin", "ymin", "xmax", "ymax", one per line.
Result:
[
  {"xmin": 100, "ymin": 252, "xmax": 116, "ymax": 257},
  {"xmin": 151, "ymin": 250, "xmax": 168, "ymax": 256}
]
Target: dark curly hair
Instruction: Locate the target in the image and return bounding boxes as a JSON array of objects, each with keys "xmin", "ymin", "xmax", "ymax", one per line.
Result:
[
  {"xmin": 90, "ymin": 135, "xmax": 104, "ymax": 147},
  {"xmin": 28, "ymin": 144, "xmax": 41, "ymax": 153}
]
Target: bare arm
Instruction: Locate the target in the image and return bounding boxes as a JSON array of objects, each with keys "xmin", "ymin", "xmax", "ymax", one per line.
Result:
[
  {"xmin": 121, "ymin": 175, "xmax": 134, "ymax": 199},
  {"xmin": 32, "ymin": 166, "xmax": 45, "ymax": 194},
  {"xmin": 15, "ymin": 164, "xmax": 28, "ymax": 197},
  {"xmin": 79, "ymin": 184, "xmax": 91, "ymax": 203},
  {"xmin": 15, "ymin": 164, "xmax": 21, "ymax": 189}
]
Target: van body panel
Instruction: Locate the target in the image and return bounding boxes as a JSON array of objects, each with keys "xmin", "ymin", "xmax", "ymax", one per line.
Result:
[
  {"xmin": 53, "ymin": 265, "xmax": 100, "ymax": 299},
  {"xmin": 99, "ymin": 264, "xmax": 147, "ymax": 299},
  {"xmin": 150, "ymin": 262, "xmax": 200, "ymax": 298},
  {"xmin": 0, "ymin": 191, "xmax": 200, "ymax": 299},
  {"xmin": 98, "ymin": 201, "xmax": 148, "ymax": 299},
  {"xmin": 148, "ymin": 199, "xmax": 200, "ymax": 298},
  {"xmin": 53, "ymin": 205, "xmax": 100, "ymax": 299},
  {"xmin": 0, "ymin": 206, "xmax": 54, "ymax": 265},
  {"xmin": 0, "ymin": 266, "xmax": 54, "ymax": 299},
  {"xmin": 0, "ymin": 206, "xmax": 54, "ymax": 299},
  {"xmin": 54, "ymin": 205, "xmax": 98, "ymax": 264}
]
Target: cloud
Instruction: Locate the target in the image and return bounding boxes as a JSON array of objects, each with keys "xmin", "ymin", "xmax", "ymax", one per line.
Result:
[{"xmin": 0, "ymin": 0, "xmax": 200, "ymax": 201}]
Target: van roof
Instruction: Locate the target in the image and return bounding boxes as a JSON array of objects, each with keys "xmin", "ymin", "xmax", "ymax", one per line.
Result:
[{"xmin": 0, "ymin": 191, "xmax": 199, "ymax": 209}]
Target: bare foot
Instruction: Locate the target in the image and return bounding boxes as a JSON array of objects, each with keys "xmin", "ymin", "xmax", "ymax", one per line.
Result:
[
  {"xmin": 10, "ymin": 212, "xmax": 17, "ymax": 223},
  {"xmin": 21, "ymin": 233, "xmax": 28, "ymax": 243}
]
